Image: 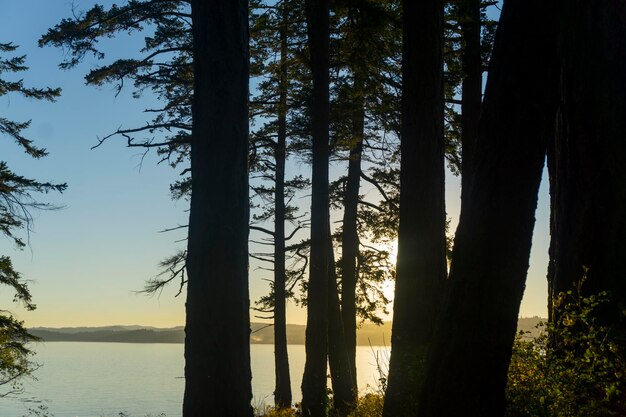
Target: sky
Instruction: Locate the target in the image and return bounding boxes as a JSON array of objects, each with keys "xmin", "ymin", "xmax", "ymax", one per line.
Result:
[{"xmin": 0, "ymin": 0, "xmax": 549, "ymax": 329}]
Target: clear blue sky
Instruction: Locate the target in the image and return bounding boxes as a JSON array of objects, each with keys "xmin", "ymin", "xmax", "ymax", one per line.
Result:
[{"xmin": 0, "ymin": 0, "xmax": 549, "ymax": 329}]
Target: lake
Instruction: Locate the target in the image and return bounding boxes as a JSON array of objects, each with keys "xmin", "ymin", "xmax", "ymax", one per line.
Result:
[{"xmin": 3, "ymin": 343, "xmax": 390, "ymax": 417}]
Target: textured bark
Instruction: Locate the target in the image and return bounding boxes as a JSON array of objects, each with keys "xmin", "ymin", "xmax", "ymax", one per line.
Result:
[
  {"xmin": 458, "ymin": 0, "xmax": 483, "ymax": 202},
  {"xmin": 416, "ymin": 1, "xmax": 559, "ymax": 416},
  {"xmin": 550, "ymin": 0, "xmax": 626, "ymax": 342},
  {"xmin": 183, "ymin": 1, "xmax": 252, "ymax": 416},
  {"xmin": 301, "ymin": 0, "xmax": 331, "ymax": 415},
  {"xmin": 340, "ymin": 73, "xmax": 364, "ymax": 393},
  {"xmin": 382, "ymin": 0, "xmax": 447, "ymax": 415},
  {"xmin": 273, "ymin": 4, "xmax": 292, "ymax": 408},
  {"xmin": 328, "ymin": 243, "xmax": 357, "ymax": 416}
]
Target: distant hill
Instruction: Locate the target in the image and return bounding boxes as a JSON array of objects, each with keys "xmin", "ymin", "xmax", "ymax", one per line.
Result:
[
  {"xmin": 249, "ymin": 322, "xmax": 393, "ymax": 346},
  {"xmin": 30, "ymin": 328, "xmax": 185, "ymax": 343},
  {"xmin": 516, "ymin": 316, "xmax": 546, "ymax": 338},
  {"xmin": 30, "ymin": 318, "xmax": 545, "ymax": 345}
]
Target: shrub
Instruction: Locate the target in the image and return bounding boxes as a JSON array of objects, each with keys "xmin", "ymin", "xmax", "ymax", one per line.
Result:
[
  {"xmin": 347, "ymin": 393, "xmax": 383, "ymax": 417},
  {"xmin": 506, "ymin": 280, "xmax": 626, "ymax": 416},
  {"xmin": 257, "ymin": 406, "xmax": 300, "ymax": 417}
]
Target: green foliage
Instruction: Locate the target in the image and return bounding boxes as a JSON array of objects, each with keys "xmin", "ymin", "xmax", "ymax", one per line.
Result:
[
  {"xmin": 507, "ymin": 281, "xmax": 626, "ymax": 416},
  {"xmin": 347, "ymin": 394, "xmax": 383, "ymax": 417},
  {"xmin": 257, "ymin": 405, "xmax": 300, "ymax": 417}
]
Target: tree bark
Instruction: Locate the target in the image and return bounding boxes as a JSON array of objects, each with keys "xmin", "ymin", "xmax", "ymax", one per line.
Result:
[
  {"xmin": 550, "ymin": 0, "xmax": 626, "ymax": 342},
  {"xmin": 416, "ymin": 1, "xmax": 559, "ymax": 416},
  {"xmin": 340, "ymin": 72, "xmax": 364, "ymax": 394},
  {"xmin": 458, "ymin": 0, "xmax": 482, "ymax": 202},
  {"xmin": 301, "ymin": 0, "xmax": 331, "ymax": 415},
  {"xmin": 328, "ymin": 242, "xmax": 357, "ymax": 416},
  {"xmin": 183, "ymin": 1, "xmax": 252, "ymax": 416},
  {"xmin": 382, "ymin": 0, "xmax": 447, "ymax": 415},
  {"xmin": 273, "ymin": 2, "xmax": 292, "ymax": 408}
]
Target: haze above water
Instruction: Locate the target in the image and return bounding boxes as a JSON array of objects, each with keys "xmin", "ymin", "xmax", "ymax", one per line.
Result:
[{"xmin": 4, "ymin": 343, "xmax": 389, "ymax": 417}]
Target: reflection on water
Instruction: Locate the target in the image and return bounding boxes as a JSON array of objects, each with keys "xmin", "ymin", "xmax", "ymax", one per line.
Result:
[{"xmin": 4, "ymin": 343, "xmax": 389, "ymax": 417}]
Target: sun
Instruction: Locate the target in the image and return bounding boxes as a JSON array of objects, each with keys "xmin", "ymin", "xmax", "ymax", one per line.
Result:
[{"xmin": 388, "ymin": 238, "xmax": 399, "ymax": 266}]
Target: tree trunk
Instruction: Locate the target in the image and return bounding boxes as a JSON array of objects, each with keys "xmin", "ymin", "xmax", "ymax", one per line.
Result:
[
  {"xmin": 340, "ymin": 73, "xmax": 364, "ymax": 394},
  {"xmin": 416, "ymin": 1, "xmax": 559, "ymax": 416},
  {"xmin": 458, "ymin": 0, "xmax": 482, "ymax": 202},
  {"xmin": 301, "ymin": 0, "xmax": 331, "ymax": 415},
  {"xmin": 328, "ymin": 241, "xmax": 357, "ymax": 416},
  {"xmin": 546, "ymin": 120, "xmax": 556, "ymax": 324},
  {"xmin": 273, "ymin": 3, "xmax": 292, "ymax": 408},
  {"xmin": 183, "ymin": 1, "xmax": 252, "ymax": 416},
  {"xmin": 550, "ymin": 0, "xmax": 626, "ymax": 342},
  {"xmin": 382, "ymin": 0, "xmax": 447, "ymax": 415}
]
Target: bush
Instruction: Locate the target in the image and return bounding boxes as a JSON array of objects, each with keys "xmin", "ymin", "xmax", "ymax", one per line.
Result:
[
  {"xmin": 258, "ymin": 394, "xmax": 384, "ymax": 417},
  {"xmin": 506, "ymin": 280, "xmax": 626, "ymax": 416},
  {"xmin": 257, "ymin": 406, "xmax": 300, "ymax": 417},
  {"xmin": 347, "ymin": 393, "xmax": 383, "ymax": 417}
]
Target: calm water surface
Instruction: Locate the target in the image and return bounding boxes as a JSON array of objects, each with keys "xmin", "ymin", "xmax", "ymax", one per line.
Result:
[{"xmin": 3, "ymin": 343, "xmax": 389, "ymax": 417}]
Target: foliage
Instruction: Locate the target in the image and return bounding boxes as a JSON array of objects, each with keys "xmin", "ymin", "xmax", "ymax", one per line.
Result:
[
  {"xmin": 256, "ymin": 404, "xmax": 300, "ymax": 417},
  {"xmin": 506, "ymin": 280, "xmax": 626, "ymax": 416},
  {"xmin": 0, "ymin": 314, "xmax": 38, "ymax": 397},
  {"xmin": 0, "ymin": 42, "xmax": 64, "ymax": 397},
  {"xmin": 40, "ymin": 0, "xmax": 193, "ymax": 182},
  {"xmin": 347, "ymin": 394, "xmax": 383, "ymax": 417},
  {"xmin": 256, "ymin": 394, "xmax": 384, "ymax": 417},
  {"xmin": 0, "ymin": 44, "xmax": 64, "ymax": 250}
]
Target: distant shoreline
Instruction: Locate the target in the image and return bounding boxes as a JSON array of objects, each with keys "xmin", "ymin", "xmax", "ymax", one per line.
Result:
[{"xmin": 30, "ymin": 317, "xmax": 545, "ymax": 345}]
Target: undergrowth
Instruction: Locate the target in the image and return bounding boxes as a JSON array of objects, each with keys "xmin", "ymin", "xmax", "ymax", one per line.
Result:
[{"xmin": 506, "ymin": 279, "xmax": 626, "ymax": 416}]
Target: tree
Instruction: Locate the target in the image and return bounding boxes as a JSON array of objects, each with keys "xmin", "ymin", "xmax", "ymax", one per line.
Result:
[
  {"xmin": 249, "ymin": 0, "xmax": 312, "ymax": 407},
  {"xmin": 269, "ymin": 4, "xmax": 293, "ymax": 407},
  {"xmin": 300, "ymin": 0, "xmax": 332, "ymax": 415},
  {"xmin": 330, "ymin": 0, "xmax": 400, "ymax": 393},
  {"xmin": 547, "ymin": 0, "xmax": 626, "ymax": 346},
  {"xmin": 416, "ymin": 0, "xmax": 560, "ymax": 415},
  {"xmin": 42, "ymin": 4, "xmax": 254, "ymax": 413},
  {"xmin": 381, "ymin": 0, "xmax": 447, "ymax": 414},
  {"xmin": 182, "ymin": 1, "xmax": 253, "ymax": 416},
  {"xmin": 0, "ymin": 42, "xmax": 64, "ymax": 396},
  {"xmin": 456, "ymin": 0, "xmax": 482, "ymax": 201}
]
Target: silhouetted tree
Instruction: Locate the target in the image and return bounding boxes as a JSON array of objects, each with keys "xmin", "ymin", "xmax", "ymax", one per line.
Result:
[
  {"xmin": 548, "ymin": 0, "xmax": 626, "ymax": 346},
  {"xmin": 330, "ymin": 1, "xmax": 399, "ymax": 393},
  {"xmin": 43, "ymin": 5, "xmax": 254, "ymax": 412},
  {"xmin": 0, "ymin": 42, "xmax": 64, "ymax": 395},
  {"xmin": 416, "ymin": 0, "xmax": 559, "ymax": 415},
  {"xmin": 327, "ymin": 241, "xmax": 357, "ymax": 416},
  {"xmin": 382, "ymin": 0, "xmax": 447, "ymax": 415},
  {"xmin": 182, "ymin": 0, "xmax": 253, "ymax": 416},
  {"xmin": 300, "ymin": 0, "xmax": 332, "ymax": 415},
  {"xmin": 270, "ymin": 6, "xmax": 293, "ymax": 407},
  {"xmin": 249, "ymin": 0, "xmax": 311, "ymax": 407},
  {"xmin": 457, "ymin": 0, "xmax": 482, "ymax": 201}
]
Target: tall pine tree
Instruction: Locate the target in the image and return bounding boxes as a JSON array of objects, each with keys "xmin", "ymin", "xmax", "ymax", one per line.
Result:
[
  {"xmin": 301, "ymin": 0, "xmax": 332, "ymax": 415},
  {"xmin": 182, "ymin": 1, "xmax": 253, "ymax": 415}
]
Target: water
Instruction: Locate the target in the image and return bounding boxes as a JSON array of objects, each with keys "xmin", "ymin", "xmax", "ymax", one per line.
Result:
[{"xmin": 3, "ymin": 343, "xmax": 389, "ymax": 417}]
